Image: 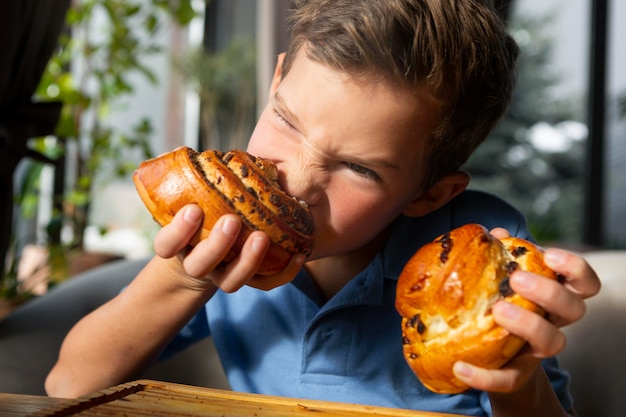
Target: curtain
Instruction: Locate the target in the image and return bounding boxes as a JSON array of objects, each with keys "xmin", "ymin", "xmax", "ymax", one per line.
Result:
[{"xmin": 0, "ymin": 0, "xmax": 71, "ymax": 269}]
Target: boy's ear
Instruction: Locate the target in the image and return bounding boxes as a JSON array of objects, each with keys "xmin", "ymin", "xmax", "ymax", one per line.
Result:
[
  {"xmin": 269, "ymin": 53, "xmax": 286, "ymax": 95},
  {"xmin": 403, "ymin": 171, "xmax": 470, "ymax": 217}
]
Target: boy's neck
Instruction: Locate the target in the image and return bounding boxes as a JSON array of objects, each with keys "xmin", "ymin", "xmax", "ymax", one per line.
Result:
[{"xmin": 304, "ymin": 226, "xmax": 392, "ymax": 302}]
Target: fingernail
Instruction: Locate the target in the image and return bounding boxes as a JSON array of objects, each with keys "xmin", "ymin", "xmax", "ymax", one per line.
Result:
[
  {"xmin": 251, "ymin": 237, "xmax": 268, "ymax": 254},
  {"xmin": 511, "ymin": 271, "xmax": 536, "ymax": 290},
  {"xmin": 454, "ymin": 362, "xmax": 473, "ymax": 378},
  {"xmin": 183, "ymin": 206, "xmax": 201, "ymax": 223},
  {"xmin": 495, "ymin": 301, "xmax": 521, "ymax": 319},
  {"xmin": 293, "ymin": 254, "xmax": 306, "ymax": 266},
  {"xmin": 544, "ymin": 248, "xmax": 565, "ymax": 266},
  {"xmin": 221, "ymin": 217, "xmax": 240, "ymax": 237}
]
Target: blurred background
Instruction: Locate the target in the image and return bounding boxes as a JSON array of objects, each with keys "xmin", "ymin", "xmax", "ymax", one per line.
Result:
[{"xmin": 1, "ymin": 0, "xmax": 624, "ymax": 300}]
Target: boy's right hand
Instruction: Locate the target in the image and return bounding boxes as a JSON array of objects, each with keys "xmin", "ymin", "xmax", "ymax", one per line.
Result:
[{"xmin": 153, "ymin": 204, "xmax": 304, "ymax": 293}]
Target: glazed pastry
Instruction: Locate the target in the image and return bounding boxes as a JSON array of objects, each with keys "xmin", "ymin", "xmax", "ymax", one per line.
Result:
[
  {"xmin": 133, "ymin": 147, "xmax": 314, "ymax": 288},
  {"xmin": 395, "ymin": 223, "xmax": 557, "ymax": 393}
]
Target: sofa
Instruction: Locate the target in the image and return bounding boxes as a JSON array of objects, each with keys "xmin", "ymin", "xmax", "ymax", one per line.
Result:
[
  {"xmin": 0, "ymin": 251, "xmax": 624, "ymax": 417},
  {"xmin": 559, "ymin": 251, "xmax": 626, "ymax": 417},
  {"xmin": 0, "ymin": 258, "xmax": 229, "ymax": 396}
]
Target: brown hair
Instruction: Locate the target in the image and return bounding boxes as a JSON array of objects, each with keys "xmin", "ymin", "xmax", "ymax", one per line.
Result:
[{"xmin": 283, "ymin": 0, "xmax": 519, "ymax": 190}]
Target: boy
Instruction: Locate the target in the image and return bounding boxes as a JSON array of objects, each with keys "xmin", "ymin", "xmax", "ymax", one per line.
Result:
[{"xmin": 46, "ymin": 1, "xmax": 600, "ymax": 416}]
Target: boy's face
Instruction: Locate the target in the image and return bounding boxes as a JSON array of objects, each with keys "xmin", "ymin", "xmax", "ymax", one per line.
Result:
[{"xmin": 247, "ymin": 49, "xmax": 442, "ymax": 260}]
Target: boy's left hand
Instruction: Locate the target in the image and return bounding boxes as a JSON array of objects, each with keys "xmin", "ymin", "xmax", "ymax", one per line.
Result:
[{"xmin": 452, "ymin": 228, "xmax": 601, "ymax": 393}]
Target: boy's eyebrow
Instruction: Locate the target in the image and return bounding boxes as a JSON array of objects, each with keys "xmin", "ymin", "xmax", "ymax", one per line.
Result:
[{"xmin": 274, "ymin": 92, "xmax": 301, "ymax": 127}]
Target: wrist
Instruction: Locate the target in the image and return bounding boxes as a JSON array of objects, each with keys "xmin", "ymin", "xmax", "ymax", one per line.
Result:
[
  {"xmin": 148, "ymin": 255, "xmax": 218, "ymax": 299},
  {"xmin": 489, "ymin": 367, "xmax": 569, "ymax": 417}
]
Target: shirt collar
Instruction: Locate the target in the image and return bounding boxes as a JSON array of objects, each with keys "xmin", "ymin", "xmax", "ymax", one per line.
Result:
[
  {"xmin": 382, "ymin": 206, "xmax": 452, "ymax": 281},
  {"xmin": 289, "ymin": 201, "xmax": 453, "ymax": 311}
]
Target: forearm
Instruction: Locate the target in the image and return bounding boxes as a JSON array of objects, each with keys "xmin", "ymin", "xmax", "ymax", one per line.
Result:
[
  {"xmin": 489, "ymin": 368, "xmax": 575, "ymax": 417},
  {"xmin": 45, "ymin": 256, "xmax": 217, "ymax": 398}
]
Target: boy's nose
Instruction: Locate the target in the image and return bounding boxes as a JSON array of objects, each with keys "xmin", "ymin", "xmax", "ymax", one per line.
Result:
[{"xmin": 278, "ymin": 159, "xmax": 322, "ymax": 207}]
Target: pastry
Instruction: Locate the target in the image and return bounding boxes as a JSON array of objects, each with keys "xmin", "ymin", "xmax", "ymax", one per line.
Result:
[
  {"xmin": 132, "ymin": 146, "xmax": 314, "ymax": 288},
  {"xmin": 395, "ymin": 224, "xmax": 557, "ymax": 393}
]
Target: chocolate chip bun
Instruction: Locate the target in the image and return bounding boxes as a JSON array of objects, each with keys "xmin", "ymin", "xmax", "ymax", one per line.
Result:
[
  {"xmin": 395, "ymin": 224, "xmax": 557, "ymax": 393},
  {"xmin": 133, "ymin": 147, "xmax": 314, "ymax": 288}
]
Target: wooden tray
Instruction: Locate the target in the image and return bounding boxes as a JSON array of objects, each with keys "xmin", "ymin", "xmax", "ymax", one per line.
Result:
[
  {"xmin": 0, "ymin": 393, "xmax": 68, "ymax": 416},
  {"xmin": 32, "ymin": 380, "xmax": 464, "ymax": 417}
]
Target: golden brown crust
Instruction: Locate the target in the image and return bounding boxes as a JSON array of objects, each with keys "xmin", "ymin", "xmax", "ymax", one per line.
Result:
[
  {"xmin": 395, "ymin": 224, "xmax": 557, "ymax": 394},
  {"xmin": 132, "ymin": 147, "xmax": 314, "ymax": 286}
]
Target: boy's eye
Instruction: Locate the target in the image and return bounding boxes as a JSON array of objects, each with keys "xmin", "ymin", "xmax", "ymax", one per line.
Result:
[
  {"xmin": 346, "ymin": 162, "xmax": 381, "ymax": 182},
  {"xmin": 274, "ymin": 110, "xmax": 295, "ymax": 130}
]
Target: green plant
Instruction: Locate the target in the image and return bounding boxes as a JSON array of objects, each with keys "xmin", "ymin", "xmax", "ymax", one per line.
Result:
[
  {"xmin": 3, "ymin": 0, "xmax": 197, "ymax": 294},
  {"xmin": 37, "ymin": 0, "xmax": 195, "ymax": 249},
  {"xmin": 463, "ymin": 12, "xmax": 585, "ymax": 245},
  {"xmin": 176, "ymin": 36, "xmax": 257, "ymax": 151}
]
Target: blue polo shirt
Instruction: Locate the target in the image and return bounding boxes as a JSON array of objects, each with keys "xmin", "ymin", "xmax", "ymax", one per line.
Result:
[{"xmin": 162, "ymin": 190, "xmax": 573, "ymax": 416}]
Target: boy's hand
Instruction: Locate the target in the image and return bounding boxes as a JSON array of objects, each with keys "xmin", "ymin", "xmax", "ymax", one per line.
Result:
[
  {"xmin": 154, "ymin": 204, "xmax": 304, "ymax": 293},
  {"xmin": 452, "ymin": 227, "xmax": 601, "ymax": 394}
]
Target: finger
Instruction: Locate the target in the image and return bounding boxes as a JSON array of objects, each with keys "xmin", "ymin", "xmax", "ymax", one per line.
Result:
[
  {"xmin": 453, "ymin": 354, "xmax": 540, "ymax": 393},
  {"xmin": 509, "ymin": 271, "xmax": 586, "ymax": 327},
  {"xmin": 492, "ymin": 300, "xmax": 566, "ymax": 358},
  {"xmin": 182, "ymin": 215, "xmax": 242, "ymax": 278},
  {"xmin": 489, "ymin": 227, "xmax": 511, "ymax": 239},
  {"xmin": 247, "ymin": 254, "xmax": 307, "ymax": 291},
  {"xmin": 212, "ymin": 231, "xmax": 270, "ymax": 293},
  {"xmin": 154, "ymin": 205, "xmax": 203, "ymax": 258},
  {"xmin": 543, "ymin": 248, "xmax": 601, "ymax": 298}
]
